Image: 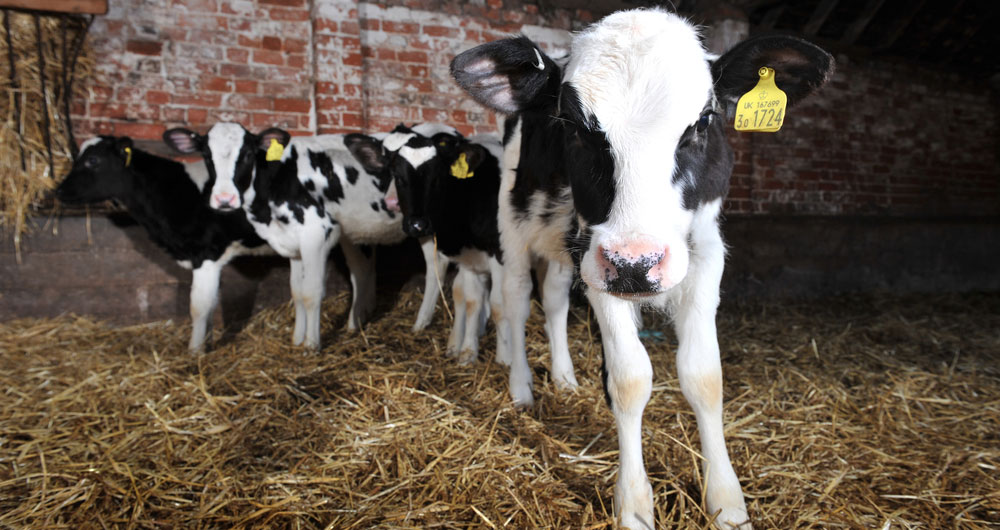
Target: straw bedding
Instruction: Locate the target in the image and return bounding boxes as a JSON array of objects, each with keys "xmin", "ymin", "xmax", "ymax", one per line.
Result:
[
  {"xmin": 1, "ymin": 289, "xmax": 998, "ymax": 529},
  {"xmin": 0, "ymin": 11, "xmax": 92, "ymax": 257}
]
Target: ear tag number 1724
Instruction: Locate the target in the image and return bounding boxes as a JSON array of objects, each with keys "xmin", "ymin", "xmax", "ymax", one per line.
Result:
[{"xmin": 734, "ymin": 67, "xmax": 787, "ymax": 133}]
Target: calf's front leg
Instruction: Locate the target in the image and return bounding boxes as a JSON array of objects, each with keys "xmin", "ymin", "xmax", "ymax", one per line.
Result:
[
  {"xmin": 188, "ymin": 260, "xmax": 222, "ymax": 352},
  {"xmin": 413, "ymin": 237, "xmax": 447, "ymax": 331},
  {"xmin": 588, "ymin": 291, "xmax": 654, "ymax": 530},
  {"xmin": 673, "ymin": 226, "xmax": 750, "ymax": 529}
]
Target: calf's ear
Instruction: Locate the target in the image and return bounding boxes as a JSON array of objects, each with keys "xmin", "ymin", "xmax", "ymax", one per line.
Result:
[
  {"xmin": 430, "ymin": 132, "xmax": 460, "ymax": 150},
  {"xmin": 712, "ymin": 34, "xmax": 834, "ymax": 115},
  {"xmin": 451, "ymin": 35, "xmax": 560, "ymax": 114},
  {"xmin": 344, "ymin": 134, "xmax": 388, "ymax": 175},
  {"xmin": 458, "ymin": 144, "xmax": 487, "ymax": 172},
  {"xmin": 163, "ymin": 128, "xmax": 203, "ymax": 154},
  {"xmin": 115, "ymin": 137, "xmax": 134, "ymax": 163},
  {"xmin": 257, "ymin": 128, "xmax": 291, "ymax": 150}
]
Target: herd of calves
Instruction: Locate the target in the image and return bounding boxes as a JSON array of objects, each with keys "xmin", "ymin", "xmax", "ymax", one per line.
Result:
[{"xmin": 55, "ymin": 9, "xmax": 835, "ymax": 529}]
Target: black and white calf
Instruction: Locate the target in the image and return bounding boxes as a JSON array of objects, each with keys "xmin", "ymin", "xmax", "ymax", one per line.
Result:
[
  {"xmin": 349, "ymin": 124, "xmax": 515, "ymax": 365},
  {"xmin": 164, "ymin": 124, "xmax": 444, "ymax": 348},
  {"xmin": 452, "ymin": 9, "xmax": 832, "ymax": 529},
  {"xmin": 56, "ymin": 136, "xmax": 269, "ymax": 352}
]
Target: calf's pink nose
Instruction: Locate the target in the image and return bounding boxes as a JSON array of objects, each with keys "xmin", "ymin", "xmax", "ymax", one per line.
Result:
[
  {"xmin": 596, "ymin": 240, "xmax": 669, "ymax": 294},
  {"xmin": 384, "ymin": 194, "xmax": 400, "ymax": 212},
  {"xmin": 213, "ymin": 192, "xmax": 238, "ymax": 208}
]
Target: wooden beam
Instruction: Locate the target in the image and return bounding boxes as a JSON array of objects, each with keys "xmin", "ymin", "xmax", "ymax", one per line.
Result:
[
  {"xmin": 803, "ymin": 0, "xmax": 840, "ymax": 36},
  {"xmin": 758, "ymin": 4, "xmax": 785, "ymax": 31},
  {"xmin": 875, "ymin": 0, "xmax": 927, "ymax": 49},
  {"xmin": 0, "ymin": 0, "xmax": 106, "ymax": 15},
  {"xmin": 938, "ymin": 14, "xmax": 989, "ymax": 66},
  {"xmin": 840, "ymin": 0, "xmax": 886, "ymax": 45}
]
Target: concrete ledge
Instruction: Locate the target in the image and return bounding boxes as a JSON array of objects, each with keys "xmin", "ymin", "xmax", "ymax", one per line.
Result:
[{"xmin": 2, "ymin": 214, "xmax": 998, "ymax": 324}]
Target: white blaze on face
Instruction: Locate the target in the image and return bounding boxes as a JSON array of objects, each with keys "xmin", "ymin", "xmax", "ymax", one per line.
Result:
[
  {"xmin": 412, "ymin": 123, "xmax": 459, "ymax": 139},
  {"xmin": 78, "ymin": 137, "xmax": 102, "ymax": 155},
  {"xmin": 207, "ymin": 122, "xmax": 250, "ymax": 209},
  {"xmin": 398, "ymin": 145, "xmax": 436, "ymax": 169},
  {"xmin": 567, "ymin": 10, "xmax": 712, "ymax": 293},
  {"xmin": 382, "ymin": 132, "xmax": 414, "ymax": 153}
]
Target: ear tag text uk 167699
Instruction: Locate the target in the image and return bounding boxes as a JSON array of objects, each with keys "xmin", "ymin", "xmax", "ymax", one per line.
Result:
[
  {"xmin": 734, "ymin": 67, "xmax": 787, "ymax": 133},
  {"xmin": 266, "ymin": 138, "xmax": 285, "ymax": 162}
]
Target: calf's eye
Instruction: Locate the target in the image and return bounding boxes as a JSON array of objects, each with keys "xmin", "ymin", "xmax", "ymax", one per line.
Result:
[{"xmin": 696, "ymin": 112, "xmax": 713, "ymax": 133}]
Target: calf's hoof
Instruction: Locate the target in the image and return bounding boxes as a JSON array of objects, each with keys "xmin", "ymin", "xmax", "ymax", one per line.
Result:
[
  {"xmin": 711, "ymin": 506, "xmax": 752, "ymax": 529},
  {"xmin": 616, "ymin": 479, "xmax": 654, "ymax": 530}
]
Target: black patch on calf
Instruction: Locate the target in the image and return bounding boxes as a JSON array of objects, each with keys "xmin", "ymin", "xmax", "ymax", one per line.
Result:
[
  {"xmin": 309, "ymin": 150, "xmax": 344, "ymax": 203},
  {"xmin": 502, "ymin": 115, "xmax": 519, "ymax": 146},
  {"xmin": 304, "ymin": 180, "xmax": 315, "ymax": 192},
  {"xmin": 560, "ymin": 85, "xmax": 615, "ymax": 226},
  {"xmin": 248, "ymin": 148, "xmax": 318, "ymax": 228},
  {"xmin": 674, "ymin": 112, "xmax": 733, "ymax": 210},
  {"xmin": 345, "ymin": 166, "xmax": 358, "ymax": 185},
  {"xmin": 370, "ymin": 201, "xmax": 379, "ymax": 212},
  {"xmin": 378, "ymin": 198, "xmax": 396, "ymax": 219}
]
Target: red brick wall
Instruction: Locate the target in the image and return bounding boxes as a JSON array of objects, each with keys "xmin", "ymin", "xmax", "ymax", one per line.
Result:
[
  {"xmin": 73, "ymin": 0, "xmax": 999, "ymax": 217},
  {"xmin": 726, "ymin": 57, "xmax": 1000, "ymax": 216}
]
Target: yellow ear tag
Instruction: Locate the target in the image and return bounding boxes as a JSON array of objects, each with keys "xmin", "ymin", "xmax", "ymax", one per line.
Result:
[
  {"xmin": 265, "ymin": 138, "xmax": 284, "ymax": 162},
  {"xmin": 450, "ymin": 152, "xmax": 473, "ymax": 180},
  {"xmin": 124, "ymin": 146, "xmax": 132, "ymax": 167},
  {"xmin": 734, "ymin": 67, "xmax": 787, "ymax": 133}
]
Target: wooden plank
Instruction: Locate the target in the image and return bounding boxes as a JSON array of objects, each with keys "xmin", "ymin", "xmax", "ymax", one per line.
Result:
[
  {"xmin": 758, "ymin": 5, "xmax": 785, "ymax": 31},
  {"xmin": 875, "ymin": 0, "xmax": 927, "ymax": 49},
  {"xmin": 803, "ymin": 0, "xmax": 840, "ymax": 36},
  {"xmin": 840, "ymin": 0, "xmax": 887, "ymax": 45},
  {"xmin": 0, "ymin": 0, "xmax": 107, "ymax": 15}
]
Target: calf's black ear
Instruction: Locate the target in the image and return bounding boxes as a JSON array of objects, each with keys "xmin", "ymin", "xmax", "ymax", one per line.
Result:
[
  {"xmin": 712, "ymin": 34, "xmax": 834, "ymax": 115},
  {"xmin": 451, "ymin": 35, "xmax": 561, "ymax": 114},
  {"xmin": 458, "ymin": 143, "xmax": 487, "ymax": 173},
  {"xmin": 431, "ymin": 132, "xmax": 460, "ymax": 150},
  {"xmin": 344, "ymin": 134, "xmax": 388, "ymax": 175},
  {"xmin": 163, "ymin": 128, "xmax": 203, "ymax": 154},
  {"xmin": 257, "ymin": 127, "xmax": 291, "ymax": 150},
  {"xmin": 115, "ymin": 137, "xmax": 134, "ymax": 163}
]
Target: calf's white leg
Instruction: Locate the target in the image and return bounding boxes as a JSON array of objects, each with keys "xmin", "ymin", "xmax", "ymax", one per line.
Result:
[
  {"xmin": 340, "ymin": 237, "xmax": 376, "ymax": 330},
  {"xmin": 541, "ymin": 259, "xmax": 578, "ymax": 390},
  {"xmin": 188, "ymin": 260, "xmax": 222, "ymax": 352},
  {"xmin": 289, "ymin": 258, "xmax": 307, "ymax": 345},
  {"xmin": 673, "ymin": 222, "xmax": 750, "ymax": 529},
  {"xmin": 502, "ymin": 251, "xmax": 535, "ymax": 406},
  {"xmin": 457, "ymin": 268, "xmax": 487, "ymax": 365},
  {"xmin": 413, "ymin": 238, "xmax": 447, "ymax": 331},
  {"xmin": 446, "ymin": 271, "xmax": 467, "ymax": 358},
  {"xmin": 488, "ymin": 258, "xmax": 512, "ymax": 366},
  {"xmin": 588, "ymin": 291, "xmax": 654, "ymax": 530}
]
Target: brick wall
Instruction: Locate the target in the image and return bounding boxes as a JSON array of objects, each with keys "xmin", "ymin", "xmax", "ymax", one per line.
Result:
[
  {"xmin": 71, "ymin": 0, "xmax": 999, "ymax": 216},
  {"xmin": 727, "ymin": 57, "xmax": 1000, "ymax": 216}
]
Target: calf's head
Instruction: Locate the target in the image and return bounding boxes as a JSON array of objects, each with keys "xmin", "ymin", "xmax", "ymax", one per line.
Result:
[
  {"xmin": 164, "ymin": 123, "xmax": 289, "ymax": 210},
  {"xmin": 345, "ymin": 124, "xmax": 475, "ymax": 238},
  {"xmin": 451, "ymin": 9, "xmax": 832, "ymax": 296},
  {"xmin": 57, "ymin": 136, "xmax": 134, "ymax": 203}
]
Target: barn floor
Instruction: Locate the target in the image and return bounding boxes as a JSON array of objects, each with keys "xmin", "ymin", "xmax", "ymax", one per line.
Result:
[{"xmin": 1, "ymin": 289, "xmax": 998, "ymax": 529}]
